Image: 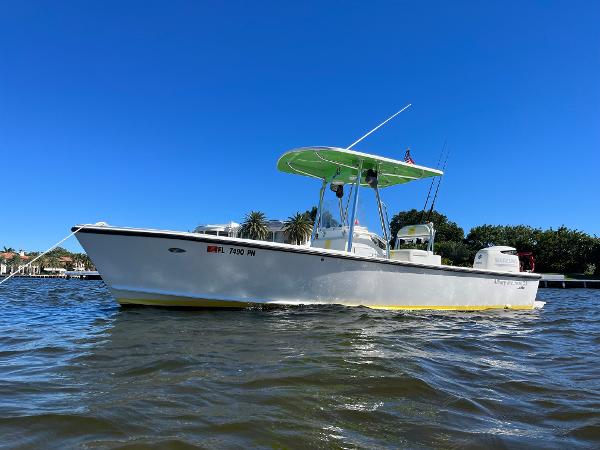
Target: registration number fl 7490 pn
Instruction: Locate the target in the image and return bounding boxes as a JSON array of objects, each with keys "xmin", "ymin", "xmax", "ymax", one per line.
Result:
[{"xmin": 206, "ymin": 245, "xmax": 255, "ymax": 256}]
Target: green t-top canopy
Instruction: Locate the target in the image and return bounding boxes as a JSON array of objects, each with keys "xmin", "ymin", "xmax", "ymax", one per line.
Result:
[{"xmin": 277, "ymin": 147, "xmax": 442, "ymax": 188}]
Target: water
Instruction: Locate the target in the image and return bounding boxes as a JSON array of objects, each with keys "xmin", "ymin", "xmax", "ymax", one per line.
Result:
[{"xmin": 0, "ymin": 279, "xmax": 599, "ymax": 449}]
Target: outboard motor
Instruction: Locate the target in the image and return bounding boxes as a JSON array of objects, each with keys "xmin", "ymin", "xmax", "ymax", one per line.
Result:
[{"xmin": 473, "ymin": 246, "xmax": 520, "ymax": 273}]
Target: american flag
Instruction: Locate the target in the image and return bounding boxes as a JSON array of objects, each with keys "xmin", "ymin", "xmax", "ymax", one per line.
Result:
[{"xmin": 404, "ymin": 148, "xmax": 415, "ymax": 164}]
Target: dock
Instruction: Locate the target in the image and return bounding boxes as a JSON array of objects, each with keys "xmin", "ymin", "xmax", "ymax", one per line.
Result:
[
  {"xmin": 0, "ymin": 274, "xmax": 67, "ymax": 279},
  {"xmin": 538, "ymin": 274, "xmax": 600, "ymax": 289},
  {"xmin": 0, "ymin": 271, "xmax": 102, "ymax": 281},
  {"xmin": 65, "ymin": 271, "xmax": 102, "ymax": 280},
  {"xmin": 539, "ymin": 279, "xmax": 600, "ymax": 289}
]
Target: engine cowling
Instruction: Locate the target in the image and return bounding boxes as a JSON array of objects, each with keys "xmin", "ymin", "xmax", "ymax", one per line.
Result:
[{"xmin": 473, "ymin": 246, "xmax": 520, "ymax": 272}]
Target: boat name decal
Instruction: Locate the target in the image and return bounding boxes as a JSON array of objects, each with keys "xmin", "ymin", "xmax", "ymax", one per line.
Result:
[{"xmin": 494, "ymin": 279, "xmax": 527, "ymax": 287}]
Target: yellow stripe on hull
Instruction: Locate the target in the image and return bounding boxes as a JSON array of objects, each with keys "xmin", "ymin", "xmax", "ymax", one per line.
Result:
[
  {"xmin": 117, "ymin": 297, "xmax": 534, "ymax": 311},
  {"xmin": 366, "ymin": 304, "xmax": 535, "ymax": 311}
]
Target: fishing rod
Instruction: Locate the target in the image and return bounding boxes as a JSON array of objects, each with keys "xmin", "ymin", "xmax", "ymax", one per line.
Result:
[
  {"xmin": 426, "ymin": 149, "xmax": 450, "ymax": 223},
  {"xmin": 419, "ymin": 140, "xmax": 446, "ymax": 223}
]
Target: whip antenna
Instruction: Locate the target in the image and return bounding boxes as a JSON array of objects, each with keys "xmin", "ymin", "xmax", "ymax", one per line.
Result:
[{"xmin": 346, "ymin": 104, "xmax": 412, "ymax": 150}]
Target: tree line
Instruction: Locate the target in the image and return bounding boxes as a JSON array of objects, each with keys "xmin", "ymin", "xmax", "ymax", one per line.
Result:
[
  {"xmin": 238, "ymin": 207, "xmax": 599, "ymax": 275},
  {"xmin": 390, "ymin": 209, "xmax": 600, "ymax": 275}
]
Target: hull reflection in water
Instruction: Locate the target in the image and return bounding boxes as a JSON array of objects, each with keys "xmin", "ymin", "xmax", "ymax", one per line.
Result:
[{"xmin": 75, "ymin": 225, "xmax": 541, "ymax": 310}]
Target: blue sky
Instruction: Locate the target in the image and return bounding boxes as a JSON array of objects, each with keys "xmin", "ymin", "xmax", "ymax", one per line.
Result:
[{"xmin": 1, "ymin": 1, "xmax": 599, "ymax": 252}]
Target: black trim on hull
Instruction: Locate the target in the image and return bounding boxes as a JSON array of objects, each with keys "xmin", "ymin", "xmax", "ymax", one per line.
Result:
[{"xmin": 73, "ymin": 226, "xmax": 541, "ymax": 280}]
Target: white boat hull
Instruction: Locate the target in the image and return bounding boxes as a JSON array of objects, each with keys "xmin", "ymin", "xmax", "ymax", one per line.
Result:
[{"xmin": 74, "ymin": 226, "xmax": 541, "ymax": 310}]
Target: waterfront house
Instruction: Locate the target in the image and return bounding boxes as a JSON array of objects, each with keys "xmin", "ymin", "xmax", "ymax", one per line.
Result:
[{"xmin": 0, "ymin": 251, "xmax": 41, "ymax": 275}]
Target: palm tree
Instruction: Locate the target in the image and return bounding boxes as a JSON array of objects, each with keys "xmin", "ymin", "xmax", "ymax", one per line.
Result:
[
  {"xmin": 2, "ymin": 246, "xmax": 15, "ymax": 253},
  {"xmin": 71, "ymin": 253, "xmax": 81, "ymax": 270},
  {"xmin": 240, "ymin": 211, "xmax": 269, "ymax": 241},
  {"xmin": 46, "ymin": 256, "xmax": 61, "ymax": 272},
  {"xmin": 10, "ymin": 254, "xmax": 22, "ymax": 273},
  {"xmin": 304, "ymin": 206, "xmax": 318, "ymax": 223},
  {"xmin": 80, "ymin": 254, "xmax": 95, "ymax": 270},
  {"xmin": 283, "ymin": 212, "xmax": 313, "ymax": 245},
  {"xmin": 35, "ymin": 255, "xmax": 47, "ymax": 274}
]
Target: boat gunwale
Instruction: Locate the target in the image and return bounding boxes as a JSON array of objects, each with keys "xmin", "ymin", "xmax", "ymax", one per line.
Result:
[{"xmin": 73, "ymin": 225, "xmax": 542, "ymax": 280}]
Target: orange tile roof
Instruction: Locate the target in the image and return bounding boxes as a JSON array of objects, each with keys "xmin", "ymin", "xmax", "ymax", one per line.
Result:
[{"xmin": 0, "ymin": 252, "xmax": 30, "ymax": 260}]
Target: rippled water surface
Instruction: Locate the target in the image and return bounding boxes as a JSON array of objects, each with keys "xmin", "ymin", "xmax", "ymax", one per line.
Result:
[{"xmin": 1, "ymin": 279, "xmax": 599, "ymax": 449}]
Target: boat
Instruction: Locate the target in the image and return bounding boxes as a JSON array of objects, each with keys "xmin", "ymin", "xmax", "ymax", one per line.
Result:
[
  {"xmin": 64, "ymin": 270, "xmax": 103, "ymax": 280},
  {"xmin": 73, "ymin": 146, "xmax": 542, "ymax": 310}
]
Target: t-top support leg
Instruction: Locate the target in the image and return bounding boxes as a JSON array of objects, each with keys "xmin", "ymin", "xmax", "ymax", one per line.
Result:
[
  {"xmin": 347, "ymin": 160, "xmax": 363, "ymax": 252},
  {"xmin": 311, "ymin": 179, "xmax": 327, "ymax": 243},
  {"xmin": 374, "ymin": 184, "xmax": 390, "ymax": 258}
]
